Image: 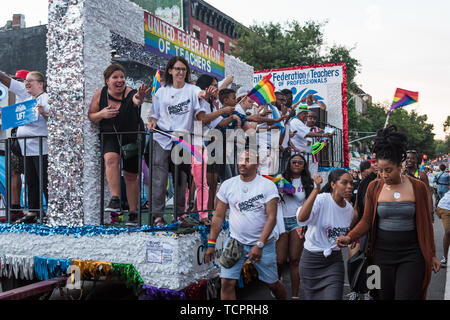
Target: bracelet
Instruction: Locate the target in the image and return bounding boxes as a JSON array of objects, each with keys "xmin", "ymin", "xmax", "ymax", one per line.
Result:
[{"xmin": 207, "ymin": 239, "xmax": 216, "ymax": 248}]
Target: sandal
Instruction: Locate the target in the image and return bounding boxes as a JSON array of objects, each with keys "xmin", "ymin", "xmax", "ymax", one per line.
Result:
[
  {"xmin": 153, "ymin": 217, "xmax": 166, "ymax": 227},
  {"xmin": 200, "ymin": 218, "xmax": 211, "ymax": 226}
]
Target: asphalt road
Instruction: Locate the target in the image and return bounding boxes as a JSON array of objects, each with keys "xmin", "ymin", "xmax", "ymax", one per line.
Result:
[{"xmin": 237, "ymin": 212, "xmax": 448, "ymax": 300}]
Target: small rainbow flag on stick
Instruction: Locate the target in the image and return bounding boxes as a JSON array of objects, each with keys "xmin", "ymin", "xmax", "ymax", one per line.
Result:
[
  {"xmin": 247, "ymin": 74, "xmax": 276, "ymax": 106},
  {"xmin": 388, "ymin": 88, "xmax": 418, "ymax": 115},
  {"xmin": 151, "ymin": 128, "xmax": 204, "ymax": 162},
  {"xmin": 151, "ymin": 70, "xmax": 161, "ymax": 96},
  {"xmin": 384, "ymin": 88, "xmax": 419, "ymax": 128},
  {"xmin": 262, "ymin": 175, "xmax": 296, "ymax": 194}
]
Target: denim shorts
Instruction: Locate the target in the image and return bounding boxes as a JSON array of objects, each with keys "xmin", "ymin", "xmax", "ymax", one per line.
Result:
[
  {"xmin": 220, "ymin": 236, "xmax": 278, "ymax": 284},
  {"xmin": 283, "ymin": 216, "xmax": 301, "ymax": 233}
]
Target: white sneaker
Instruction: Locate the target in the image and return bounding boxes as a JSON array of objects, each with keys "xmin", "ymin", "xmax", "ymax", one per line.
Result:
[
  {"xmin": 346, "ymin": 292, "xmax": 359, "ymax": 300},
  {"xmin": 440, "ymin": 257, "xmax": 447, "ymax": 266}
]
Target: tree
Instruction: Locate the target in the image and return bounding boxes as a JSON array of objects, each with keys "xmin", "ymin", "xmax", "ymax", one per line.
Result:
[
  {"xmin": 231, "ymin": 20, "xmax": 361, "ymax": 86},
  {"xmin": 444, "ymin": 115, "xmax": 450, "ymax": 133}
]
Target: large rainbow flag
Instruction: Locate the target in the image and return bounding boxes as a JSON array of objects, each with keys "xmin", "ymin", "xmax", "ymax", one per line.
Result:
[
  {"xmin": 247, "ymin": 74, "xmax": 276, "ymax": 106},
  {"xmin": 388, "ymin": 88, "xmax": 418, "ymax": 114}
]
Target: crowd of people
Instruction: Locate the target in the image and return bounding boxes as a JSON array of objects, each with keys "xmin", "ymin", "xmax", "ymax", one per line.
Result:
[{"xmin": 1, "ymin": 55, "xmax": 449, "ymax": 300}]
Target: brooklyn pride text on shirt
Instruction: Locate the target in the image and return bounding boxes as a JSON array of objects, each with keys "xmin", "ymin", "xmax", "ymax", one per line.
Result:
[
  {"xmin": 238, "ymin": 194, "xmax": 264, "ymax": 213},
  {"xmin": 167, "ymin": 99, "xmax": 191, "ymax": 117},
  {"xmin": 326, "ymin": 226, "xmax": 350, "ymax": 242}
]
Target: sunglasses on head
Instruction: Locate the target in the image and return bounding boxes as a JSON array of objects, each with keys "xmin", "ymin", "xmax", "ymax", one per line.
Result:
[{"xmin": 407, "ymin": 150, "xmax": 417, "ymax": 154}]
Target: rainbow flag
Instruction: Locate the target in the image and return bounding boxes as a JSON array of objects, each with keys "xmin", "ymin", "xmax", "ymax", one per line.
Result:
[
  {"xmin": 152, "ymin": 128, "xmax": 204, "ymax": 162},
  {"xmin": 247, "ymin": 74, "xmax": 276, "ymax": 106},
  {"xmin": 389, "ymin": 88, "xmax": 418, "ymax": 114},
  {"xmin": 262, "ymin": 174, "xmax": 296, "ymax": 194},
  {"xmin": 151, "ymin": 70, "xmax": 161, "ymax": 96}
]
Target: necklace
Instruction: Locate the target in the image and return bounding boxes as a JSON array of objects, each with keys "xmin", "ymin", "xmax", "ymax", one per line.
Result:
[{"xmin": 384, "ymin": 175, "xmax": 403, "ymax": 199}]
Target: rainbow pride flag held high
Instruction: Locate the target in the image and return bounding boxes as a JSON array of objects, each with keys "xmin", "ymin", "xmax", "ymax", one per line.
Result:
[
  {"xmin": 151, "ymin": 70, "xmax": 161, "ymax": 96},
  {"xmin": 247, "ymin": 74, "xmax": 276, "ymax": 106},
  {"xmin": 152, "ymin": 128, "xmax": 204, "ymax": 162},
  {"xmin": 262, "ymin": 175, "xmax": 296, "ymax": 194},
  {"xmin": 388, "ymin": 88, "xmax": 418, "ymax": 114}
]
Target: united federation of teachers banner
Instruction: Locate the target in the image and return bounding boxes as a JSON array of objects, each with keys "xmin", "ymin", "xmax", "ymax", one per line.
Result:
[{"xmin": 1, "ymin": 99, "xmax": 38, "ymax": 130}]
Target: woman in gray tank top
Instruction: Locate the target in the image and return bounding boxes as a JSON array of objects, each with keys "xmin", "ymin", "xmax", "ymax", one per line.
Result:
[{"xmin": 337, "ymin": 126, "xmax": 441, "ymax": 300}]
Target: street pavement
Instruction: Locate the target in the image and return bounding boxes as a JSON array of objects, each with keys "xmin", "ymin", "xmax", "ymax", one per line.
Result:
[{"xmin": 237, "ymin": 212, "xmax": 448, "ymax": 300}]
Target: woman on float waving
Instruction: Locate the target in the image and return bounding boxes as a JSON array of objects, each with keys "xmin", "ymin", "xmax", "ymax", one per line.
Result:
[
  {"xmin": 297, "ymin": 169, "xmax": 355, "ymax": 300},
  {"xmin": 88, "ymin": 63, "xmax": 149, "ymax": 226},
  {"xmin": 336, "ymin": 126, "xmax": 441, "ymax": 300},
  {"xmin": 147, "ymin": 56, "xmax": 233, "ymax": 227}
]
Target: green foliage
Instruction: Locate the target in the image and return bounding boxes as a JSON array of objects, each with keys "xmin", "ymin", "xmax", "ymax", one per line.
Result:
[
  {"xmin": 231, "ymin": 20, "xmax": 360, "ymax": 85},
  {"xmin": 444, "ymin": 115, "xmax": 450, "ymax": 133}
]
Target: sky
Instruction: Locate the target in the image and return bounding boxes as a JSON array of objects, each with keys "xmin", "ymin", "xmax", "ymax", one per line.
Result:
[{"xmin": 2, "ymin": 0, "xmax": 449, "ymax": 139}]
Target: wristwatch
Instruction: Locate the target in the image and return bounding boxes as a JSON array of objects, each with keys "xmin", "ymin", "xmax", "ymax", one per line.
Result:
[{"xmin": 256, "ymin": 241, "xmax": 265, "ymax": 249}]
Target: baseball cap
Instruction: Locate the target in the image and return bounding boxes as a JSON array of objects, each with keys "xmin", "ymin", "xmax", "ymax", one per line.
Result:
[
  {"xmin": 14, "ymin": 70, "xmax": 30, "ymax": 80},
  {"xmin": 236, "ymin": 86, "xmax": 250, "ymax": 99},
  {"xmin": 296, "ymin": 104, "xmax": 309, "ymax": 114}
]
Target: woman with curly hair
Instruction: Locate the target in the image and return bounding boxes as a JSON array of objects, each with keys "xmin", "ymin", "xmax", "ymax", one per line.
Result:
[{"xmin": 337, "ymin": 125, "xmax": 441, "ymax": 300}]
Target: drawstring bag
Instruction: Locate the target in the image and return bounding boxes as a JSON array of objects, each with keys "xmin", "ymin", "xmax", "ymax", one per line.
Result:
[{"xmin": 219, "ymin": 237, "xmax": 244, "ymax": 269}]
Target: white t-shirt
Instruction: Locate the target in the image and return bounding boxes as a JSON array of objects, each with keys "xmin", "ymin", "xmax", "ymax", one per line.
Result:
[
  {"xmin": 281, "ymin": 121, "xmax": 290, "ymax": 149},
  {"xmin": 150, "ymin": 83, "xmax": 205, "ymax": 150},
  {"xmin": 290, "ymin": 118, "xmax": 310, "ymax": 152},
  {"xmin": 16, "ymin": 92, "xmax": 49, "ymax": 156},
  {"xmin": 1, "ymin": 79, "xmax": 32, "ymax": 140},
  {"xmin": 438, "ymin": 190, "xmax": 450, "ymax": 211},
  {"xmin": 217, "ymin": 174, "xmax": 280, "ymax": 245},
  {"xmin": 235, "ymin": 104, "xmax": 246, "ymax": 115},
  {"xmin": 9, "ymin": 79, "xmax": 31, "ymax": 103},
  {"xmin": 200, "ymin": 99, "xmax": 223, "ymax": 136},
  {"xmin": 297, "ymin": 193, "xmax": 353, "ymax": 257},
  {"xmin": 281, "ymin": 177, "xmax": 306, "ymax": 218}
]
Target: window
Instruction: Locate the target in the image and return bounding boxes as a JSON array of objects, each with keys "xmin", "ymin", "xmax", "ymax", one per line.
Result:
[
  {"xmin": 206, "ymin": 36, "xmax": 213, "ymax": 46},
  {"xmin": 193, "ymin": 29, "xmax": 200, "ymax": 39},
  {"xmin": 218, "ymin": 41, "xmax": 225, "ymax": 52}
]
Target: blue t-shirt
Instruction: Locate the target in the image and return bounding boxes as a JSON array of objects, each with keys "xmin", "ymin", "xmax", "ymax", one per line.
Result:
[{"xmin": 434, "ymin": 172, "xmax": 449, "ymax": 193}]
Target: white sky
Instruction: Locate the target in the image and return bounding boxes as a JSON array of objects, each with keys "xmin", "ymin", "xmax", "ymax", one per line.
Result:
[{"xmin": 2, "ymin": 0, "xmax": 449, "ymax": 139}]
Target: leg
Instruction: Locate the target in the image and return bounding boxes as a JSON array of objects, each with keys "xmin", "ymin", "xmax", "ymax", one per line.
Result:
[
  {"xmin": 443, "ymin": 229, "xmax": 450, "ymax": 261},
  {"xmin": 266, "ymin": 280, "xmax": 287, "ymax": 300},
  {"xmin": 174, "ymin": 167, "xmax": 188, "ymax": 218},
  {"xmin": 123, "ymin": 171, "xmax": 139, "ymax": 212},
  {"xmin": 193, "ymin": 150, "xmax": 209, "ymax": 219},
  {"xmin": 394, "ymin": 255, "xmax": 425, "ymax": 300},
  {"xmin": 104, "ymin": 152, "xmax": 121, "ymax": 197},
  {"xmin": 150, "ymin": 140, "xmax": 170, "ymax": 218},
  {"xmin": 11, "ymin": 169, "xmax": 21, "ymax": 206},
  {"xmin": 288, "ymin": 229, "xmax": 302, "ymax": 298},
  {"xmin": 220, "ymin": 278, "xmax": 237, "ymax": 300},
  {"xmin": 275, "ymin": 233, "xmax": 288, "ymax": 280},
  {"xmin": 24, "ymin": 156, "xmax": 39, "ymax": 211},
  {"xmin": 206, "ymin": 171, "xmax": 218, "ymax": 210},
  {"xmin": 371, "ymin": 257, "xmax": 396, "ymax": 300}
]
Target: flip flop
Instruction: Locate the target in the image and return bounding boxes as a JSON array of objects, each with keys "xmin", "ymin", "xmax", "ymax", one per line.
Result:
[{"xmin": 153, "ymin": 217, "xmax": 166, "ymax": 227}]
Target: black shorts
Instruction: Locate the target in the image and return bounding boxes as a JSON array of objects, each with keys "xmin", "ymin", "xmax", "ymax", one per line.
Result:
[
  {"xmin": 102, "ymin": 135, "xmax": 145, "ymax": 174},
  {"xmin": 11, "ymin": 152, "xmax": 24, "ymax": 174}
]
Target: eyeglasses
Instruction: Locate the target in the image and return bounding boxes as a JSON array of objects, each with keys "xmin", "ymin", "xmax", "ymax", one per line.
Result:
[
  {"xmin": 291, "ymin": 160, "xmax": 305, "ymax": 165},
  {"xmin": 171, "ymin": 67, "xmax": 187, "ymax": 72}
]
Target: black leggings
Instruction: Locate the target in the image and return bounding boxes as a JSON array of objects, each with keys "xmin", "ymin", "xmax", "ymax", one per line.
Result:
[
  {"xmin": 371, "ymin": 229, "xmax": 425, "ymax": 300},
  {"xmin": 25, "ymin": 155, "xmax": 48, "ymax": 211}
]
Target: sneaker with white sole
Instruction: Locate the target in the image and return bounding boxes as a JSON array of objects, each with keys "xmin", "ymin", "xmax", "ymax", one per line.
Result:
[
  {"xmin": 440, "ymin": 257, "xmax": 447, "ymax": 266},
  {"xmin": 105, "ymin": 196, "xmax": 121, "ymax": 213},
  {"xmin": 126, "ymin": 212, "xmax": 138, "ymax": 226}
]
